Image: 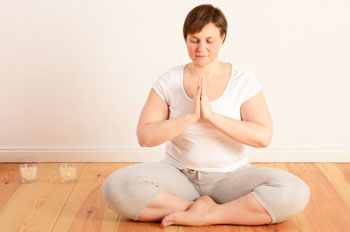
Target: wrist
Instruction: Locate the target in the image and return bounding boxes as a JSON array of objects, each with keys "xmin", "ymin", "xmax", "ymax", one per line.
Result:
[
  {"xmin": 206, "ymin": 112, "xmax": 217, "ymax": 124},
  {"xmin": 188, "ymin": 113, "xmax": 199, "ymax": 124}
]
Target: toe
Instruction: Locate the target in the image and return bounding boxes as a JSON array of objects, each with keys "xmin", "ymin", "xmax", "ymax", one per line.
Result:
[{"xmin": 161, "ymin": 213, "xmax": 175, "ymax": 227}]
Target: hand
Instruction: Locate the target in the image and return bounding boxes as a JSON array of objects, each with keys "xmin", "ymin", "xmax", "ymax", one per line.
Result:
[
  {"xmin": 191, "ymin": 76, "xmax": 202, "ymax": 122},
  {"xmin": 200, "ymin": 77, "xmax": 215, "ymax": 122}
]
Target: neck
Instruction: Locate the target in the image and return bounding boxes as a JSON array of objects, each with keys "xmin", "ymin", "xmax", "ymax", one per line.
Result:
[{"xmin": 190, "ymin": 60, "xmax": 220, "ymax": 80}]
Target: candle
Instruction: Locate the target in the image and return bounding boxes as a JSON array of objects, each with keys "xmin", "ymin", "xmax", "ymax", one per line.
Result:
[
  {"xmin": 59, "ymin": 163, "xmax": 76, "ymax": 183},
  {"xmin": 19, "ymin": 164, "xmax": 37, "ymax": 183}
]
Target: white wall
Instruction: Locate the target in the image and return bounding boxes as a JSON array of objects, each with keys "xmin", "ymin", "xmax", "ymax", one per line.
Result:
[{"xmin": 1, "ymin": 0, "xmax": 349, "ymax": 162}]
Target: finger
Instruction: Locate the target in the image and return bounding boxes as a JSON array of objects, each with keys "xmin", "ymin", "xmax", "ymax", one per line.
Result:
[
  {"xmin": 198, "ymin": 77, "xmax": 202, "ymax": 91},
  {"xmin": 193, "ymin": 78, "xmax": 201, "ymax": 102},
  {"xmin": 201, "ymin": 78, "xmax": 206, "ymax": 96},
  {"xmin": 198, "ymin": 77, "xmax": 203, "ymax": 96}
]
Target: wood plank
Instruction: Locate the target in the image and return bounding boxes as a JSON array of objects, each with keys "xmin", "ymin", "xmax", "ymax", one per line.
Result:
[
  {"xmin": 52, "ymin": 162, "xmax": 132, "ymax": 232},
  {"xmin": 317, "ymin": 163, "xmax": 350, "ymax": 207},
  {"xmin": 336, "ymin": 163, "xmax": 350, "ymax": 185},
  {"xmin": 277, "ymin": 163, "xmax": 350, "ymax": 231},
  {"xmin": 250, "ymin": 162, "xmax": 272, "ymax": 167},
  {"xmin": 0, "ymin": 163, "xmax": 22, "ymax": 212},
  {"xmin": 0, "ymin": 163, "xmax": 85, "ymax": 232},
  {"xmin": 180, "ymin": 224, "xmax": 242, "ymax": 232}
]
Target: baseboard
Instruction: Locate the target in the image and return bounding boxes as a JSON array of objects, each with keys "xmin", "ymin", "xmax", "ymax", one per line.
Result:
[{"xmin": 0, "ymin": 147, "xmax": 349, "ymax": 162}]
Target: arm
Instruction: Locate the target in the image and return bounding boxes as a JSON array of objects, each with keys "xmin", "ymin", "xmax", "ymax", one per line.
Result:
[
  {"xmin": 200, "ymin": 79, "xmax": 273, "ymax": 148},
  {"xmin": 137, "ymin": 83, "xmax": 201, "ymax": 147},
  {"xmin": 208, "ymin": 91, "xmax": 273, "ymax": 148}
]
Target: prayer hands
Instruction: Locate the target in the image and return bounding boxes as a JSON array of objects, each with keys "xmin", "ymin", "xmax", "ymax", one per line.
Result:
[{"xmin": 191, "ymin": 77, "xmax": 215, "ymax": 122}]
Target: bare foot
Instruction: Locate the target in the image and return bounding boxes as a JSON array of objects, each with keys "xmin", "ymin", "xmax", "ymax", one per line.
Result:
[{"xmin": 161, "ymin": 195, "xmax": 218, "ymax": 227}]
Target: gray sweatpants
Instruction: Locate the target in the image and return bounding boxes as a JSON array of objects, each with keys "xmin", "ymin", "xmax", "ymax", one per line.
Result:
[{"xmin": 102, "ymin": 162, "xmax": 310, "ymax": 224}]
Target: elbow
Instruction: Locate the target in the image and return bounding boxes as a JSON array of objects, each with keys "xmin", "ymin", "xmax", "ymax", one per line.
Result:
[
  {"xmin": 254, "ymin": 139, "xmax": 270, "ymax": 148},
  {"xmin": 137, "ymin": 134, "xmax": 150, "ymax": 147},
  {"xmin": 138, "ymin": 138, "xmax": 158, "ymax": 147},
  {"xmin": 138, "ymin": 138, "xmax": 150, "ymax": 147},
  {"xmin": 260, "ymin": 137, "xmax": 272, "ymax": 148},
  {"xmin": 138, "ymin": 136, "xmax": 161, "ymax": 147},
  {"xmin": 137, "ymin": 128, "xmax": 147, "ymax": 147},
  {"xmin": 137, "ymin": 129, "xmax": 154, "ymax": 147},
  {"xmin": 138, "ymin": 138, "xmax": 147, "ymax": 147},
  {"xmin": 257, "ymin": 127, "xmax": 273, "ymax": 148}
]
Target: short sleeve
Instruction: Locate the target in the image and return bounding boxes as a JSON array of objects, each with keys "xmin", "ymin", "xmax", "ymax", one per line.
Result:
[
  {"xmin": 152, "ymin": 71, "xmax": 171, "ymax": 105},
  {"xmin": 241, "ymin": 71, "xmax": 262, "ymax": 103}
]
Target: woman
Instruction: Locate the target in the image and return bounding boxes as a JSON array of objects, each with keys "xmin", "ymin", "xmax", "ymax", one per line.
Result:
[{"xmin": 102, "ymin": 4, "xmax": 310, "ymax": 227}]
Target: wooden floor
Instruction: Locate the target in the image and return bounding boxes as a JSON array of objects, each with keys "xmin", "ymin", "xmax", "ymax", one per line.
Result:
[{"xmin": 0, "ymin": 162, "xmax": 349, "ymax": 232}]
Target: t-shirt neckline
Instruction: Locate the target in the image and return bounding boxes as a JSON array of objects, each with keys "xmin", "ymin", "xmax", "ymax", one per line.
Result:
[{"xmin": 180, "ymin": 63, "xmax": 234, "ymax": 104}]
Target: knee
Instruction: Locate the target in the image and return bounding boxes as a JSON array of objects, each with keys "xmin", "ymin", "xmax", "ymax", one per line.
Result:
[
  {"xmin": 102, "ymin": 173, "xmax": 158, "ymax": 221},
  {"xmin": 273, "ymin": 177, "xmax": 310, "ymax": 223},
  {"xmin": 292, "ymin": 178, "xmax": 310, "ymax": 214},
  {"xmin": 102, "ymin": 175, "xmax": 119, "ymax": 210},
  {"xmin": 102, "ymin": 173, "xmax": 135, "ymax": 219}
]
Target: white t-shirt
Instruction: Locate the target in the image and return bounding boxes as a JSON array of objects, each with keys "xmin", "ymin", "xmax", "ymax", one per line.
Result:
[{"xmin": 152, "ymin": 64, "xmax": 262, "ymax": 173}]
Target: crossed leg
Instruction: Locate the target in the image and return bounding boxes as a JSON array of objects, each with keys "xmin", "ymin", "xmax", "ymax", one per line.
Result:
[
  {"xmin": 138, "ymin": 189, "xmax": 272, "ymax": 227},
  {"xmin": 104, "ymin": 162, "xmax": 309, "ymax": 226}
]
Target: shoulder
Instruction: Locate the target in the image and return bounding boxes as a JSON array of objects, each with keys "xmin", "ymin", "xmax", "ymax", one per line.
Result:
[
  {"xmin": 230, "ymin": 66, "xmax": 262, "ymax": 103},
  {"xmin": 152, "ymin": 64, "xmax": 185, "ymax": 90},
  {"xmin": 152, "ymin": 64, "xmax": 185, "ymax": 104},
  {"xmin": 230, "ymin": 65, "xmax": 260, "ymax": 86},
  {"xmin": 155, "ymin": 64, "xmax": 185, "ymax": 84},
  {"xmin": 159, "ymin": 64, "xmax": 185, "ymax": 78}
]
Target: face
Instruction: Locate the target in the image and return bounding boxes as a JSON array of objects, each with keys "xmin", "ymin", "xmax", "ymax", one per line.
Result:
[{"xmin": 186, "ymin": 22, "xmax": 225, "ymax": 67}]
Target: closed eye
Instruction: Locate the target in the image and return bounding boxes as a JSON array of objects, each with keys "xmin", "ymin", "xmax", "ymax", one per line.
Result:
[{"xmin": 190, "ymin": 40, "xmax": 214, "ymax": 44}]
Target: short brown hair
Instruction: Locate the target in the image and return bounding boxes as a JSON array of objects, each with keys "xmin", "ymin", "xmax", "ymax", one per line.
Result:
[{"xmin": 183, "ymin": 4, "xmax": 228, "ymax": 43}]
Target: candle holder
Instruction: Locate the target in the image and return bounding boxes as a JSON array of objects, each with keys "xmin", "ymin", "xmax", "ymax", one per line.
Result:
[
  {"xmin": 59, "ymin": 163, "xmax": 76, "ymax": 183},
  {"xmin": 19, "ymin": 164, "xmax": 37, "ymax": 183}
]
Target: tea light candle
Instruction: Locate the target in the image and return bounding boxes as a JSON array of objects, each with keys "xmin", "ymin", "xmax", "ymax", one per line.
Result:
[
  {"xmin": 19, "ymin": 164, "xmax": 37, "ymax": 183},
  {"xmin": 60, "ymin": 163, "xmax": 76, "ymax": 183}
]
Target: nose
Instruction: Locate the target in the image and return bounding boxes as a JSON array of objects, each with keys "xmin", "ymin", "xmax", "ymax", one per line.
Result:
[{"xmin": 197, "ymin": 42, "xmax": 206, "ymax": 52}]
